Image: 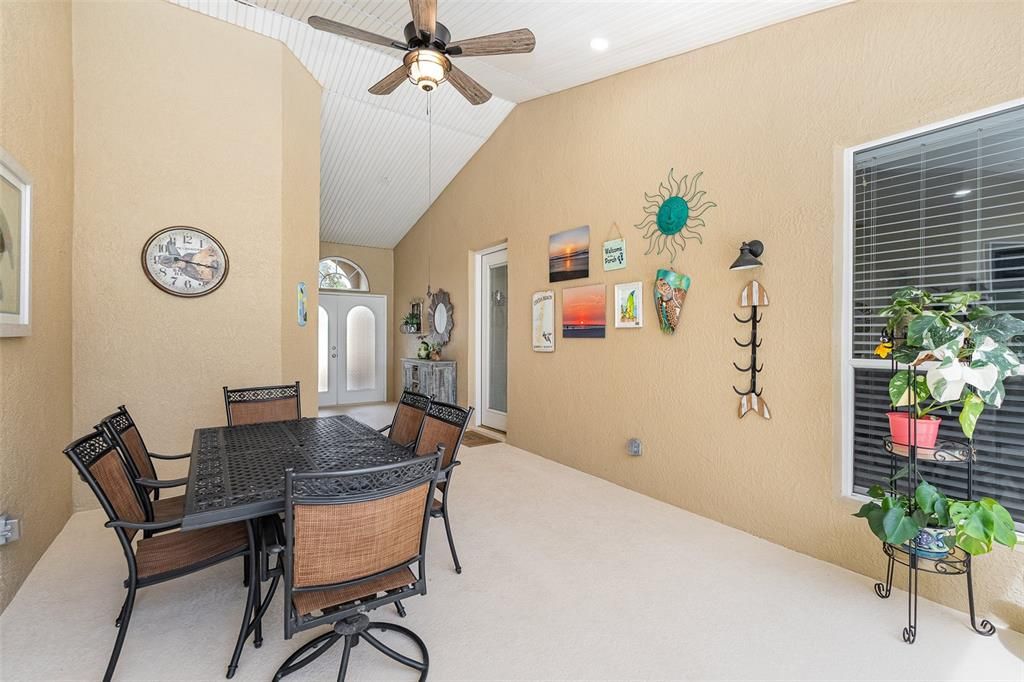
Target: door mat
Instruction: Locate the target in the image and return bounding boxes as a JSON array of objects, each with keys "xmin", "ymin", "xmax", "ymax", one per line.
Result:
[{"xmin": 462, "ymin": 431, "xmax": 501, "ymax": 447}]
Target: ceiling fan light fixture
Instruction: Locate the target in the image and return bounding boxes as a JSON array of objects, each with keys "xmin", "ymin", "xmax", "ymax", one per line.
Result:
[{"xmin": 404, "ymin": 49, "xmax": 450, "ymax": 92}]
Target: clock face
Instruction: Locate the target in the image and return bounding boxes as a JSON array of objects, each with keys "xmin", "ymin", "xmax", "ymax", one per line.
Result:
[{"xmin": 142, "ymin": 226, "xmax": 229, "ymax": 297}]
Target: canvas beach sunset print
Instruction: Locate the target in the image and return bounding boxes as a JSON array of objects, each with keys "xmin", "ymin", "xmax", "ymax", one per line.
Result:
[
  {"xmin": 562, "ymin": 283, "xmax": 605, "ymax": 338},
  {"xmin": 549, "ymin": 225, "xmax": 590, "ymax": 282}
]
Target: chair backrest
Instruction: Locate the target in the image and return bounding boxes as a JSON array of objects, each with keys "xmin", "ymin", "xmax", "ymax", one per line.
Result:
[
  {"xmin": 387, "ymin": 391, "xmax": 431, "ymax": 445},
  {"xmin": 223, "ymin": 381, "xmax": 301, "ymax": 426},
  {"xmin": 413, "ymin": 401, "xmax": 474, "ymax": 468},
  {"xmin": 64, "ymin": 429, "xmax": 147, "ymax": 542},
  {"xmin": 100, "ymin": 405, "xmax": 156, "ymax": 483},
  {"xmin": 283, "ymin": 454, "xmax": 440, "ymax": 635}
]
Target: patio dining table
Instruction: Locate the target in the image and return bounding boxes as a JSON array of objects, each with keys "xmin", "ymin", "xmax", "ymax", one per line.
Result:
[{"xmin": 181, "ymin": 414, "xmax": 412, "ymax": 530}]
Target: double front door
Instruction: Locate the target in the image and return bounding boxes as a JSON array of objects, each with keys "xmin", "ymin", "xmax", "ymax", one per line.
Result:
[{"xmin": 318, "ymin": 293, "xmax": 387, "ymax": 406}]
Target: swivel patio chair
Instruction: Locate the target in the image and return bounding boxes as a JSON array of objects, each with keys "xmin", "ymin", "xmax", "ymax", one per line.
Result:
[
  {"xmin": 63, "ymin": 428, "xmax": 260, "ymax": 682},
  {"xmin": 223, "ymin": 381, "xmax": 301, "ymax": 426},
  {"xmin": 413, "ymin": 401, "xmax": 474, "ymax": 574},
  {"xmin": 272, "ymin": 454, "xmax": 442, "ymax": 682},
  {"xmin": 100, "ymin": 406, "xmax": 189, "ymax": 535},
  {"xmin": 379, "ymin": 390, "xmax": 432, "ymax": 448}
]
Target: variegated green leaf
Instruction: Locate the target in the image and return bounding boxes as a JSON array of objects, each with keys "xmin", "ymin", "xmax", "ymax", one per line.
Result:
[{"xmin": 959, "ymin": 392, "xmax": 985, "ymax": 439}]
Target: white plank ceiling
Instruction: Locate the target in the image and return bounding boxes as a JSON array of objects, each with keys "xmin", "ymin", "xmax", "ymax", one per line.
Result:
[{"xmin": 169, "ymin": 0, "xmax": 848, "ymax": 247}]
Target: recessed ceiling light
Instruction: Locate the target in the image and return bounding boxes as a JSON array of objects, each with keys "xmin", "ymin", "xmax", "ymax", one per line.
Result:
[
  {"xmin": 590, "ymin": 37, "xmax": 609, "ymax": 52},
  {"xmin": 954, "ymin": 189, "xmax": 972, "ymax": 197}
]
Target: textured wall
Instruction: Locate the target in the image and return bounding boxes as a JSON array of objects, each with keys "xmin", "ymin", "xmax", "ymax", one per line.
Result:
[
  {"xmin": 319, "ymin": 242, "xmax": 396, "ymax": 400},
  {"xmin": 395, "ymin": 1, "xmax": 1024, "ymax": 630},
  {"xmin": 281, "ymin": 57, "xmax": 322, "ymax": 415},
  {"xmin": 0, "ymin": 0, "xmax": 74, "ymax": 616},
  {"xmin": 71, "ymin": 0, "xmax": 318, "ymax": 509}
]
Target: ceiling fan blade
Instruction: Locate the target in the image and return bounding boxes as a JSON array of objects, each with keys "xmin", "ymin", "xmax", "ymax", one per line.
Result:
[
  {"xmin": 447, "ymin": 65, "xmax": 491, "ymax": 105},
  {"xmin": 368, "ymin": 64, "xmax": 409, "ymax": 96},
  {"xmin": 308, "ymin": 16, "xmax": 407, "ymax": 51},
  {"xmin": 447, "ymin": 28, "xmax": 535, "ymax": 57},
  {"xmin": 409, "ymin": 0, "xmax": 437, "ymax": 39}
]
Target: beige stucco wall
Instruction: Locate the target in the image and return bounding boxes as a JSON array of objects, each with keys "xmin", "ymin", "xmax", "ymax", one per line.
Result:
[
  {"xmin": 281, "ymin": 57, "xmax": 321, "ymax": 415},
  {"xmin": 71, "ymin": 0, "xmax": 319, "ymax": 509},
  {"xmin": 319, "ymin": 242, "xmax": 396, "ymax": 400},
  {"xmin": 0, "ymin": 0, "xmax": 74, "ymax": 615},
  {"xmin": 395, "ymin": 1, "xmax": 1024, "ymax": 630}
]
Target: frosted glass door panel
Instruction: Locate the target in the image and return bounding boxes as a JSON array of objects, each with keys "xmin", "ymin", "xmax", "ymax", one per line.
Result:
[{"xmin": 346, "ymin": 306, "xmax": 376, "ymax": 391}]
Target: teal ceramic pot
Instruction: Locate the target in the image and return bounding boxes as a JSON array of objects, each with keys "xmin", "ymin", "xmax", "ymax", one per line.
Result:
[
  {"xmin": 903, "ymin": 527, "xmax": 954, "ymax": 559},
  {"xmin": 653, "ymin": 269, "xmax": 691, "ymax": 334}
]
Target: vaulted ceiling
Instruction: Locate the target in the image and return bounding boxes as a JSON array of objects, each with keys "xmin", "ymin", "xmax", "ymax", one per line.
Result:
[{"xmin": 170, "ymin": 0, "xmax": 847, "ymax": 248}]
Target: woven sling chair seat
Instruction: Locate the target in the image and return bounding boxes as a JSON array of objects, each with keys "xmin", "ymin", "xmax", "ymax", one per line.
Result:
[
  {"xmin": 293, "ymin": 567, "xmax": 417, "ymax": 617},
  {"xmin": 151, "ymin": 495, "xmax": 185, "ymax": 524},
  {"xmin": 135, "ymin": 523, "xmax": 248, "ymax": 581}
]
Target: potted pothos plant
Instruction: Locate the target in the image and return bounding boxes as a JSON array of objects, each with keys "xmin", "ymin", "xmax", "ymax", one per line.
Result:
[
  {"xmin": 876, "ymin": 287, "xmax": 1024, "ymax": 447},
  {"xmin": 854, "ymin": 475, "xmax": 1017, "ymax": 558},
  {"xmin": 401, "ymin": 311, "xmax": 420, "ymax": 334}
]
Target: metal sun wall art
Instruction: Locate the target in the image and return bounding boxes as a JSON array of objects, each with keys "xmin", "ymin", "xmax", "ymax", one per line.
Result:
[
  {"xmin": 635, "ymin": 168, "xmax": 716, "ymax": 264},
  {"xmin": 654, "ymin": 268, "xmax": 690, "ymax": 334},
  {"xmin": 733, "ymin": 280, "xmax": 771, "ymax": 420}
]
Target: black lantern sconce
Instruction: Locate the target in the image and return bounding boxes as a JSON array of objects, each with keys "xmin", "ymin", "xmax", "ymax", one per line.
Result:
[{"xmin": 730, "ymin": 240, "xmax": 764, "ymax": 271}]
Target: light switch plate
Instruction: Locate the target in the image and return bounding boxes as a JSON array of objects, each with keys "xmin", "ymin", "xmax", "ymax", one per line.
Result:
[
  {"xmin": 627, "ymin": 438, "xmax": 643, "ymax": 456},
  {"xmin": 0, "ymin": 515, "xmax": 20, "ymax": 545}
]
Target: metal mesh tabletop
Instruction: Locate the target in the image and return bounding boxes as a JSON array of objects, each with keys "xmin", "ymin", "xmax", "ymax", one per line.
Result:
[{"xmin": 182, "ymin": 415, "xmax": 413, "ymax": 529}]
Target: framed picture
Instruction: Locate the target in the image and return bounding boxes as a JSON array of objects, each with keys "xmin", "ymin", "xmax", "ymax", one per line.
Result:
[
  {"xmin": 562, "ymin": 283, "xmax": 605, "ymax": 338},
  {"xmin": 0, "ymin": 147, "xmax": 32, "ymax": 337},
  {"xmin": 614, "ymin": 281, "xmax": 643, "ymax": 328},
  {"xmin": 532, "ymin": 290, "xmax": 555, "ymax": 352},
  {"xmin": 549, "ymin": 225, "xmax": 589, "ymax": 282}
]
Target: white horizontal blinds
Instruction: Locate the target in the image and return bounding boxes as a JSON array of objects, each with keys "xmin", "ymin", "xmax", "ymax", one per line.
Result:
[
  {"xmin": 853, "ymin": 105, "xmax": 1024, "ymax": 358},
  {"xmin": 851, "ymin": 368, "xmax": 1024, "ymax": 525},
  {"xmin": 851, "ymin": 105, "xmax": 1024, "ymax": 529}
]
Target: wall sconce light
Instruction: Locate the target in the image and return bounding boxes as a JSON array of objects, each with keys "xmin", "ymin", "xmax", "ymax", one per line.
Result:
[{"xmin": 730, "ymin": 240, "xmax": 764, "ymax": 271}]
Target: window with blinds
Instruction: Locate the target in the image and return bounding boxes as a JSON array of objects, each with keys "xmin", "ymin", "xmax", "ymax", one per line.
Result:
[{"xmin": 850, "ymin": 104, "xmax": 1024, "ymax": 528}]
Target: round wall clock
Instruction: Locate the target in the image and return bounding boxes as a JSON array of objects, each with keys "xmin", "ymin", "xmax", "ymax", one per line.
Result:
[{"xmin": 141, "ymin": 226, "xmax": 229, "ymax": 297}]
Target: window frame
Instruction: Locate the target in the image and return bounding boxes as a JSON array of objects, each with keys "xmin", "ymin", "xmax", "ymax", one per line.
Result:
[
  {"xmin": 318, "ymin": 256, "xmax": 370, "ymax": 292},
  {"xmin": 839, "ymin": 97, "xmax": 1024, "ymax": 508}
]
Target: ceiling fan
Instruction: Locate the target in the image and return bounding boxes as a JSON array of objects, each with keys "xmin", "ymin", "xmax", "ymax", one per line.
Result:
[{"xmin": 307, "ymin": 0, "xmax": 535, "ymax": 105}]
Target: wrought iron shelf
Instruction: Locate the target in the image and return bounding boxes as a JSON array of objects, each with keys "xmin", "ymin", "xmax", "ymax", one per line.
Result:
[
  {"xmin": 881, "ymin": 436, "xmax": 975, "ymax": 463},
  {"xmin": 881, "ymin": 542, "xmax": 969, "ymax": 576}
]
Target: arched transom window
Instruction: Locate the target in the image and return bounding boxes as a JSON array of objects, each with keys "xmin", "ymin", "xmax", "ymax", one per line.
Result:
[{"xmin": 319, "ymin": 257, "xmax": 369, "ymax": 291}]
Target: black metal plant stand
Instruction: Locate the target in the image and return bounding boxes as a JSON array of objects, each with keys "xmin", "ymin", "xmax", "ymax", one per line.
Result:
[{"xmin": 873, "ymin": 348, "xmax": 995, "ymax": 643}]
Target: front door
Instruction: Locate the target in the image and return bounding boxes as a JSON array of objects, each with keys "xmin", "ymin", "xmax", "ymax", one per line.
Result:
[
  {"xmin": 479, "ymin": 248, "xmax": 508, "ymax": 430},
  {"xmin": 318, "ymin": 293, "xmax": 387, "ymax": 406}
]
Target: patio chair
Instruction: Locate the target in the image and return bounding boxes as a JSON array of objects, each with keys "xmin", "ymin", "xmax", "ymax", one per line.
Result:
[
  {"xmin": 223, "ymin": 381, "xmax": 301, "ymax": 426},
  {"xmin": 379, "ymin": 390, "xmax": 432, "ymax": 447},
  {"xmin": 100, "ymin": 406, "xmax": 189, "ymax": 535},
  {"xmin": 272, "ymin": 454, "xmax": 442, "ymax": 682},
  {"xmin": 63, "ymin": 428, "xmax": 259, "ymax": 682},
  {"xmin": 413, "ymin": 401, "xmax": 474, "ymax": 574}
]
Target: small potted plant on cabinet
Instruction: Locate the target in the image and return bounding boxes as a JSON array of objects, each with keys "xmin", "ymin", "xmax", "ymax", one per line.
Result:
[
  {"xmin": 401, "ymin": 311, "xmax": 421, "ymax": 334},
  {"xmin": 877, "ymin": 287, "xmax": 1024, "ymax": 447}
]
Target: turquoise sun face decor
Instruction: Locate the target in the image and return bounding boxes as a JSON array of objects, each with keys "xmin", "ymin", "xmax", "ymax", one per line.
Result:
[{"xmin": 635, "ymin": 169, "xmax": 716, "ymax": 263}]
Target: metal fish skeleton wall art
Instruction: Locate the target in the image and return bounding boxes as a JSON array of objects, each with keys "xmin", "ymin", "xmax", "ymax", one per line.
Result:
[{"xmin": 733, "ymin": 280, "xmax": 771, "ymax": 419}]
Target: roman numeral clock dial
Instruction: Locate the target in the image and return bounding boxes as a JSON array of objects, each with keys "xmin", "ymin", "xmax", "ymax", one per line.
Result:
[{"xmin": 142, "ymin": 226, "xmax": 229, "ymax": 297}]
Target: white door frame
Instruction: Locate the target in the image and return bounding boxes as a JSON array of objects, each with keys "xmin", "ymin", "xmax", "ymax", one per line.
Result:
[
  {"xmin": 318, "ymin": 291, "xmax": 388, "ymax": 407},
  {"xmin": 474, "ymin": 243, "xmax": 508, "ymax": 430}
]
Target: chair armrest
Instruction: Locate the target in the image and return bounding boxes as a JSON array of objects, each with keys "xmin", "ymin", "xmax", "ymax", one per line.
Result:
[
  {"xmin": 265, "ymin": 544, "xmax": 284, "ymax": 556},
  {"xmin": 438, "ymin": 460, "xmax": 461, "ymax": 481},
  {"xmin": 105, "ymin": 518, "xmax": 182, "ymax": 531},
  {"xmin": 378, "ymin": 424, "xmax": 392, "ymax": 434},
  {"xmin": 136, "ymin": 476, "xmax": 188, "ymax": 489},
  {"xmin": 148, "ymin": 451, "xmax": 191, "ymax": 460}
]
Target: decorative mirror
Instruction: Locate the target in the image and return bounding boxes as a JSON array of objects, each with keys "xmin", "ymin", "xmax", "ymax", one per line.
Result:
[{"xmin": 427, "ymin": 288, "xmax": 454, "ymax": 346}]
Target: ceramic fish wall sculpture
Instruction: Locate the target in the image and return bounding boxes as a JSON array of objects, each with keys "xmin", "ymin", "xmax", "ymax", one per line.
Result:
[
  {"xmin": 733, "ymin": 280, "xmax": 771, "ymax": 419},
  {"xmin": 654, "ymin": 268, "xmax": 691, "ymax": 334}
]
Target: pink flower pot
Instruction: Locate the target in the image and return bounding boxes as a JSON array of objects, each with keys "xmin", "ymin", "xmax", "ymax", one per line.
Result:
[{"xmin": 887, "ymin": 412, "xmax": 941, "ymax": 449}]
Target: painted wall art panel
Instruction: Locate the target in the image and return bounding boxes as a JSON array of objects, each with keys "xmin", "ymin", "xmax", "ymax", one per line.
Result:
[
  {"xmin": 549, "ymin": 225, "xmax": 590, "ymax": 282},
  {"xmin": 562, "ymin": 283, "xmax": 605, "ymax": 338},
  {"xmin": 531, "ymin": 290, "xmax": 555, "ymax": 352},
  {"xmin": 0, "ymin": 147, "xmax": 32, "ymax": 337}
]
